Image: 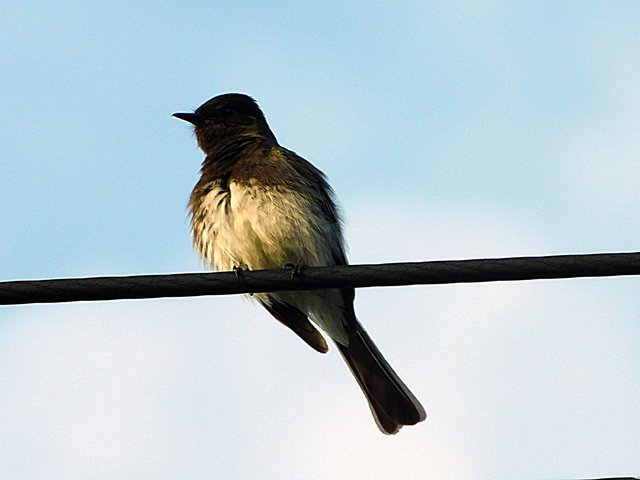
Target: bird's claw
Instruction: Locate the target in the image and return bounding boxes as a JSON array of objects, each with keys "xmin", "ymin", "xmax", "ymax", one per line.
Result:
[
  {"xmin": 233, "ymin": 266, "xmax": 253, "ymax": 295},
  {"xmin": 283, "ymin": 263, "xmax": 305, "ymax": 280}
]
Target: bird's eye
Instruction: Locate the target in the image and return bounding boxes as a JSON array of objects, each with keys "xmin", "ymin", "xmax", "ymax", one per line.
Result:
[{"xmin": 217, "ymin": 106, "xmax": 233, "ymax": 116}]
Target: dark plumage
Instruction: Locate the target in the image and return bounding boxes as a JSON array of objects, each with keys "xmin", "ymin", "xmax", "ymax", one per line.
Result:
[{"xmin": 174, "ymin": 93, "xmax": 426, "ymax": 434}]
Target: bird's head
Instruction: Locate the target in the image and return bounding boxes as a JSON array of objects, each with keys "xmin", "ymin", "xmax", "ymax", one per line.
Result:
[{"xmin": 173, "ymin": 93, "xmax": 276, "ymax": 153}]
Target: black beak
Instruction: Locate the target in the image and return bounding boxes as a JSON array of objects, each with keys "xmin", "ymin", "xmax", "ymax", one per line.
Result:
[{"xmin": 172, "ymin": 112, "xmax": 205, "ymax": 125}]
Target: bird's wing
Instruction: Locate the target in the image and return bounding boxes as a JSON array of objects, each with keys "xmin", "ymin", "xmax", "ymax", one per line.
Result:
[{"xmin": 258, "ymin": 297, "xmax": 329, "ymax": 353}]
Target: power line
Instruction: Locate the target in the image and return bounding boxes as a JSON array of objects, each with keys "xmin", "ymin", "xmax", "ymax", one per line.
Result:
[{"xmin": 1, "ymin": 252, "xmax": 639, "ymax": 306}]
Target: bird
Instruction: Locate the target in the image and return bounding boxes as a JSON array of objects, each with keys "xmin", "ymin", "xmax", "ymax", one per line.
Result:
[{"xmin": 173, "ymin": 93, "xmax": 426, "ymax": 434}]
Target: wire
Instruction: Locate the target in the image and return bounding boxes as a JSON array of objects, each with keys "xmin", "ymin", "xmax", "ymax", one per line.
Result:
[{"xmin": 1, "ymin": 252, "xmax": 639, "ymax": 306}]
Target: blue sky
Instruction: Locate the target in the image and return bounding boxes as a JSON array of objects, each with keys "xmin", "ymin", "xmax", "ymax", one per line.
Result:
[{"xmin": 2, "ymin": 1, "xmax": 639, "ymax": 478}]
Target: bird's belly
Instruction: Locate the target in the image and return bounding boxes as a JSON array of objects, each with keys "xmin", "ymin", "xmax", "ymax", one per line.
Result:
[{"xmin": 194, "ymin": 182, "xmax": 336, "ymax": 272}]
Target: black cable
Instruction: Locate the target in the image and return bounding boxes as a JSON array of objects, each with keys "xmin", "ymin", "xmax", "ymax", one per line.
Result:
[{"xmin": 1, "ymin": 252, "xmax": 639, "ymax": 306}]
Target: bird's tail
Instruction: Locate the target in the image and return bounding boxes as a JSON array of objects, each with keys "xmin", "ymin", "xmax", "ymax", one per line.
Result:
[{"xmin": 335, "ymin": 320, "xmax": 426, "ymax": 434}]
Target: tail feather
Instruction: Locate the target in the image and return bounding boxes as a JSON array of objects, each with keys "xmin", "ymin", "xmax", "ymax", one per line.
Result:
[{"xmin": 335, "ymin": 321, "xmax": 426, "ymax": 434}]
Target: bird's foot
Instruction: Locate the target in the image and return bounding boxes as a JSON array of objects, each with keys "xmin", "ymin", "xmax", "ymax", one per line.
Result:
[
  {"xmin": 233, "ymin": 266, "xmax": 253, "ymax": 295},
  {"xmin": 283, "ymin": 263, "xmax": 306, "ymax": 280},
  {"xmin": 233, "ymin": 265, "xmax": 245, "ymax": 277}
]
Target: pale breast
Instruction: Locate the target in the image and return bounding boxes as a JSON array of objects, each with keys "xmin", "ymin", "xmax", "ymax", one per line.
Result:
[{"xmin": 191, "ymin": 179, "xmax": 339, "ymax": 272}]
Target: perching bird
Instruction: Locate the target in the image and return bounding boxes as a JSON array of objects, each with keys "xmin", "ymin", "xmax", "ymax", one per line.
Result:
[{"xmin": 173, "ymin": 93, "xmax": 426, "ymax": 434}]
